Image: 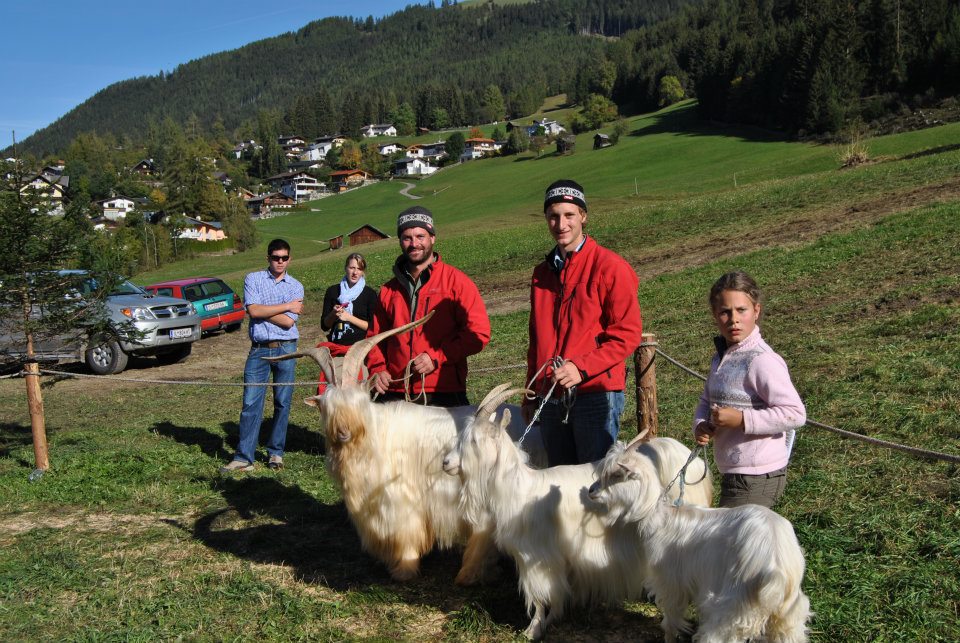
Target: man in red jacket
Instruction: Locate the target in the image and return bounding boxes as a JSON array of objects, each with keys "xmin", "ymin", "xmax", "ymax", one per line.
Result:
[
  {"xmin": 523, "ymin": 180, "xmax": 643, "ymax": 465},
  {"xmin": 367, "ymin": 206, "xmax": 491, "ymax": 407}
]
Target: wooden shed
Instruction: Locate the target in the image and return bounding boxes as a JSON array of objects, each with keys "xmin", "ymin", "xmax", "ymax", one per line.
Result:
[
  {"xmin": 328, "ymin": 235, "xmax": 344, "ymax": 251},
  {"xmin": 348, "ymin": 224, "xmax": 390, "ymax": 246}
]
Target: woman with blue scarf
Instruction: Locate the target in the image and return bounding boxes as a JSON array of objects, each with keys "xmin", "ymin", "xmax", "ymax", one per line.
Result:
[{"xmin": 321, "ymin": 253, "xmax": 378, "ymax": 346}]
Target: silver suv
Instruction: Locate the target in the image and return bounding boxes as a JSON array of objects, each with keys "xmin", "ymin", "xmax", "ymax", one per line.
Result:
[{"xmin": 1, "ymin": 270, "xmax": 201, "ymax": 375}]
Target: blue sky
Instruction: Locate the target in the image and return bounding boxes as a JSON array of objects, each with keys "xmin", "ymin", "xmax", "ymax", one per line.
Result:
[{"xmin": 2, "ymin": 1, "xmax": 419, "ymax": 143}]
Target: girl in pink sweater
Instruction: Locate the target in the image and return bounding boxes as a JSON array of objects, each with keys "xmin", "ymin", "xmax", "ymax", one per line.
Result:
[{"xmin": 693, "ymin": 271, "xmax": 806, "ymax": 508}]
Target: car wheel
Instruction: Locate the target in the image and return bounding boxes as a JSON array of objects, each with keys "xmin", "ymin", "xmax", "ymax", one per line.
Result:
[
  {"xmin": 85, "ymin": 339, "xmax": 129, "ymax": 375},
  {"xmin": 225, "ymin": 322, "xmax": 242, "ymax": 333},
  {"xmin": 156, "ymin": 344, "xmax": 192, "ymax": 365}
]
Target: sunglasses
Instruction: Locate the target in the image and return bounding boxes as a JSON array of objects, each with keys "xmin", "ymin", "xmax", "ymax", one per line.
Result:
[{"xmin": 269, "ymin": 254, "xmax": 290, "ymax": 262}]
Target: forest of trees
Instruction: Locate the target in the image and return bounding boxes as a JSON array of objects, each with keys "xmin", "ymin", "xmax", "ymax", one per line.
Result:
[{"xmin": 10, "ymin": 0, "xmax": 960, "ymax": 157}]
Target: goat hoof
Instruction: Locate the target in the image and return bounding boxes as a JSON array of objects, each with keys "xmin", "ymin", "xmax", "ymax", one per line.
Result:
[
  {"xmin": 523, "ymin": 622, "xmax": 545, "ymax": 641},
  {"xmin": 454, "ymin": 570, "xmax": 479, "ymax": 587},
  {"xmin": 389, "ymin": 564, "xmax": 419, "ymax": 582}
]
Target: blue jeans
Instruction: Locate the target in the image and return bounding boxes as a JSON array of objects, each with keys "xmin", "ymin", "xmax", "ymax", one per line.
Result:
[
  {"xmin": 234, "ymin": 341, "xmax": 297, "ymax": 464},
  {"xmin": 539, "ymin": 391, "xmax": 625, "ymax": 466}
]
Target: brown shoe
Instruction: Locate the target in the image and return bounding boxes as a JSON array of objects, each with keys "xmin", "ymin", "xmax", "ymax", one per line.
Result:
[{"xmin": 267, "ymin": 455, "xmax": 284, "ymax": 470}]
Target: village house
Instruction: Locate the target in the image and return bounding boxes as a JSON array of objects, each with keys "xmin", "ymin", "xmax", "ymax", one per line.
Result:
[
  {"xmin": 329, "ymin": 169, "xmax": 372, "ymax": 192},
  {"xmin": 266, "ymin": 170, "xmax": 323, "ymax": 203},
  {"xmin": 461, "ymin": 137, "xmax": 500, "ymax": 161},
  {"xmin": 593, "ymin": 133, "xmax": 612, "ymax": 149},
  {"xmin": 348, "ymin": 224, "xmax": 390, "ymax": 246},
  {"xmin": 521, "ymin": 118, "xmax": 566, "ymax": 137},
  {"xmin": 406, "ymin": 140, "xmax": 447, "ymax": 161},
  {"xmin": 392, "ymin": 156, "xmax": 438, "ymax": 176},
  {"xmin": 303, "ymin": 135, "xmax": 345, "ymax": 161},
  {"xmin": 20, "ymin": 170, "xmax": 69, "ymax": 214},
  {"xmin": 244, "ymin": 192, "xmax": 296, "ymax": 218},
  {"xmin": 361, "ymin": 123, "xmax": 397, "ymax": 138},
  {"xmin": 378, "ymin": 142, "xmax": 406, "ymax": 156},
  {"xmin": 130, "ymin": 159, "xmax": 158, "ymax": 177},
  {"xmin": 233, "ymin": 140, "xmax": 259, "ymax": 159},
  {"xmin": 98, "ymin": 196, "xmax": 146, "ymax": 221},
  {"xmin": 178, "ymin": 217, "xmax": 227, "ymax": 242}
]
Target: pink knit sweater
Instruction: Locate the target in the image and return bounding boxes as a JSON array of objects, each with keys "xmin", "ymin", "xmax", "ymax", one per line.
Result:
[{"xmin": 693, "ymin": 326, "xmax": 806, "ymax": 475}]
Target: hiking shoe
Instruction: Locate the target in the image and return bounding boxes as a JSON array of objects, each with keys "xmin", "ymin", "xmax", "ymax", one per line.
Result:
[
  {"xmin": 267, "ymin": 455, "xmax": 284, "ymax": 470},
  {"xmin": 220, "ymin": 459, "xmax": 254, "ymax": 473}
]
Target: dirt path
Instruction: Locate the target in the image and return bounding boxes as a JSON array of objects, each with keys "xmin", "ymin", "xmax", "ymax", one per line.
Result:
[
  {"xmin": 397, "ymin": 181, "xmax": 421, "ymax": 199},
  {"xmin": 481, "ymin": 175, "xmax": 960, "ymax": 318}
]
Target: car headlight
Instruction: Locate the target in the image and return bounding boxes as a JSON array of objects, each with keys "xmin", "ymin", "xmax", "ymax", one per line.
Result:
[{"xmin": 121, "ymin": 307, "xmax": 156, "ymax": 321}]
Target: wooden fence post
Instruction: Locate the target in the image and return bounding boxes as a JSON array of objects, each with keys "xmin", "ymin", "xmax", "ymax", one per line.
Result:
[
  {"xmin": 24, "ymin": 361, "xmax": 50, "ymax": 472},
  {"xmin": 633, "ymin": 333, "xmax": 658, "ymax": 439}
]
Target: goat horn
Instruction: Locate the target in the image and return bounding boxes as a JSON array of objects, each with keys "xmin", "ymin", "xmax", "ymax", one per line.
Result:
[
  {"xmin": 475, "ymin": 384, "xmax": 532, "ymax": 420},
  {"xmin": 263, "ymin": 346, "xmax": 337, "ymax": 387},
  {"xmin": 623, "ymin": 427, "xmax": 651, "ymax": 451},
  {"xmin": 341, "ymin": 309, "xmax": 435, "ymax": 388}
]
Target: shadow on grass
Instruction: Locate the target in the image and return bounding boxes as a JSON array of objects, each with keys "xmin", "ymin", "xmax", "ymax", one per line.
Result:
[
  {"xmin": 631, "ymin": 103, "xmax": 788, "ymax": 144},
  {"xmin": 0, "ymin": 422, "xmax": 34, "ymax": 458},
  {"xmin": 151, "ymin": 420, "xmax": 324, "ymax": 462},
  {"xmin": 171, "ymin": 474, "xmax": 662, "ymax": 639},
  {"xmin": 899, "ymin": 142, "xmax": 960, "ymax": 160}
]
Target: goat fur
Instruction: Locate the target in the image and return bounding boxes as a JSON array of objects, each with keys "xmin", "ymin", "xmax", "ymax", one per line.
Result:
[
  {"xmin": 588, "ymin": 443, "xmax": 811, "ymax": 643},
  {"xmin": 306, "ymin": 386, "xmax": 545, "ymax": 583},
  {"xmin": 446, "ymin": 407, "xmax": 713, "ymax": 640}
]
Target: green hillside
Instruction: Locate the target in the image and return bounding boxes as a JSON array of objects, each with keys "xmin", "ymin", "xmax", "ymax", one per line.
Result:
[{"xmin": 2, "ymin": 94, "xmax": 959, "ymax": 640}]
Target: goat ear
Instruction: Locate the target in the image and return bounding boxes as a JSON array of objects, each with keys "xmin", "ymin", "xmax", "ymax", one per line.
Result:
[
  {"xmin": 617, "ymin": 460, "xmax": 638, "ymax": 476},
  {"xmin": 304, "ymin": 395, "xmax": 321, "ymax": 408},
  {"xmin": 499, "ymin": 408, "xmax": 512, "ymax": 430}
]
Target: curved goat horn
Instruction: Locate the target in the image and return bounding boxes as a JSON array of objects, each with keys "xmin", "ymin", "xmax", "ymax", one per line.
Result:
[
  {"xmin": 623, "ymin": 427, "xmax": 651, "ymax": 451},
  {"xmin": 341, "ymin": 310, "xmax": 435, "ymax": 388},
  {"xmin": 475, "ymin": 384, "xmax": 532, "ymax": 420},
  {"xmin": 263, "ymin": 346, "xmax": 337, "ymax": 387}
]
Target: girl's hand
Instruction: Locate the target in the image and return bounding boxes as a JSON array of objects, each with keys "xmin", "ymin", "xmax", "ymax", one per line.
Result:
[
  {"xmin": 694, "ymin": 421, "xmax": 715, "ymax": 445},
  {"xmin": 710, "ymin": 405, "xmax": 744, "ymax": 431}
]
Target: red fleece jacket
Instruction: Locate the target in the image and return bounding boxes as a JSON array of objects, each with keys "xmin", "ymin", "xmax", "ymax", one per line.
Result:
[
  {"xmin": 526, "ymin": 236, "xmax": 643, "ymax": 396},
  {"xmin": 366, "ymin": 255, "xmax": 490, "ymax": 394}
]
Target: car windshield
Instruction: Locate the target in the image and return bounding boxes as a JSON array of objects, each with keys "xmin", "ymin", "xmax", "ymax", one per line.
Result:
[{"xmin": 108, "ymin": 280, "xmax": 146, "ymax": 296}]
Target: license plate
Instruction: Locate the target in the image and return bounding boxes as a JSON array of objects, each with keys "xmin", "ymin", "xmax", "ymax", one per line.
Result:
[
  {"xmin": 170, "ymin": 328, "xmax": 192, "ymax": 339},
  {"xmin": 206, "ymin": 300, "xmax": 228, "ymax": 311}
]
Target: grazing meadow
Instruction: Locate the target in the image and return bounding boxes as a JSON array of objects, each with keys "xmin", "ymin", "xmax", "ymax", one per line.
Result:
[{"xmin": 1, "ymin": 103, "xmax": 958, "ymax": 640}]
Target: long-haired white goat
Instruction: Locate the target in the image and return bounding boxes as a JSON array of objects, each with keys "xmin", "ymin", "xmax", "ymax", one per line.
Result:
[
  {"xmin": 270, "ymin": 316, "xmax": 544, "ymax": 584},
  {"xmin": 587, "ymin": 442, "xmax": 811, "ymax": 643},
  {"xmin": 443, "ymin": 387, "xmax": 713, "ymax": 640}
]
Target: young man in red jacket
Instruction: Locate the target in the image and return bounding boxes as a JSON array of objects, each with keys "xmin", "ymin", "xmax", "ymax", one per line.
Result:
[
  {"xmin": 367, "ymin": 206, "xmax": 491, "ymax": 407},
  {"xmin": 523, "ymin": 180, "xmax": 643, "ymax": 465}
]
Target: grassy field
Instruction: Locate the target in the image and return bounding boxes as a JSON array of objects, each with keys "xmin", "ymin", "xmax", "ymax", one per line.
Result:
[{"xmin": 1, "ymin": 104, "xmax": 959, "ymax": 640}]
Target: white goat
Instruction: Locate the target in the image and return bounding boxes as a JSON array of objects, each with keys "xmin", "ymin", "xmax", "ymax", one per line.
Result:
[
  {"xmin": 271, "ymin": 316, "xmax": 545, "ymax": 584},
  {"xmin": 588, "ymin": 442, "xmax": 811, "ymax": 643},
  {"xmin": 444, "ymin": 389, "xmax": 713, "ymax": 640}
]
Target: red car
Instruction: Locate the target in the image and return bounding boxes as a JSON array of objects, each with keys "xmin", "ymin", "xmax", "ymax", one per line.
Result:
[{"xmin": 144, "ymin": 277, "xmax": 245, "ymax": 334}]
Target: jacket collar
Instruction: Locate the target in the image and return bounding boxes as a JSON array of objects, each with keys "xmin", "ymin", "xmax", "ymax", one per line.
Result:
[
  {"xmin": 546, "ymin": 235, "xmax": 590, "ymax": 273},
  {"xmin": 393, "ymin": 252, "xmax": 440, "ymax": 285}
]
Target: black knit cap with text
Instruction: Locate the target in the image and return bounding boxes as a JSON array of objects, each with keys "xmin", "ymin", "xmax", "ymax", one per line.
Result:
[
  {"xmin": 543, "ymin": 179, "xmax": 587, "ymax": 212},
  {"xmin": 397, "ymin": 205, "xmax": 436, "ymax": 235}
]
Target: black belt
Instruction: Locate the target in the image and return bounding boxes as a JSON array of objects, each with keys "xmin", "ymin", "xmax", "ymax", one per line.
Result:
[{"xmin": 251, "ymin": 340, "xmax": 286, "ymax": 349}]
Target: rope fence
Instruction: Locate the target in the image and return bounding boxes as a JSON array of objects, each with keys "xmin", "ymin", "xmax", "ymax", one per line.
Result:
[{"xmin": 7, "ymin": 339, "xmax": 959, "ymax": 465}]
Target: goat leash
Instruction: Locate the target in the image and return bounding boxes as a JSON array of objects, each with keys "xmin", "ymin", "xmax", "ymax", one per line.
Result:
[
  {"xmin": 518, "ymin": 357, "xmax": 572, "ymax": 445},
  {"xmin": 661, "ymin": 443, "xmax": 710, "ymax": 507}
]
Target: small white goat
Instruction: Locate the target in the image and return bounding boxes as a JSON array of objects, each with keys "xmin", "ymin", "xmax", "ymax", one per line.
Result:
[
  {"xmin": 272, "ymin": 316, "xmax": 544, "ymax": 584},
  {"xmin": 588, "ymin": 442, "xmax": 811, "ymax": 643},
  {"xmin": 444, "ymin": 388, "xmax": 713, "ymax": 640}
]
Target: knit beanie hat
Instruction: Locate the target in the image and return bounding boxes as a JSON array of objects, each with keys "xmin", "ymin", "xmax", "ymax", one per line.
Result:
[
  {"xmin": 543, "ymin": 179, "xmax": 587, "ymax": 212},
  {"xmin": 397, "ymin": 205, "xmax": 436, "ymax": 236}
]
